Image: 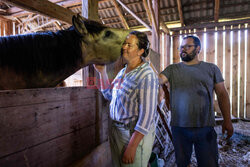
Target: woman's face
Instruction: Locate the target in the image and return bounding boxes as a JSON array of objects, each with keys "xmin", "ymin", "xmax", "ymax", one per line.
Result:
[{"xmin": 122, "ymin": 34, "xmax": 143, "ymax": 62}]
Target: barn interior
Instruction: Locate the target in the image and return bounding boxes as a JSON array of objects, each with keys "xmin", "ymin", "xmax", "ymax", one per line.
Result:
[{"xmin": 0, "ymin": 0, "xmax": 249, "ymax": 167}]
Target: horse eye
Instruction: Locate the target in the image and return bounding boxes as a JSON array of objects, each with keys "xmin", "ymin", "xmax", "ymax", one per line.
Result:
[{"xmin": 104, "ymin": 30, "xmax": 112, "ymax": 38}]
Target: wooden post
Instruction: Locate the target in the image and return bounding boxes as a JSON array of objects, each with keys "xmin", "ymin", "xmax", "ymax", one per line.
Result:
[
  {"xmin": 81, "ymin": 0, "xmax": 104, "ymax": 147},
  {"xmin": 197, "ymin": 31, "xmax": 205, "ymax": 61},
  {"xmin": 173, "ymin": 36, "xmax": 180, "ymax": 63},
  {"xmin": 151, "ymin": 0, "xmax": 160, "ymax": 53},
  {"xmin": 165, "ymin": 34, "xmax": 171, "ymax": 67}
]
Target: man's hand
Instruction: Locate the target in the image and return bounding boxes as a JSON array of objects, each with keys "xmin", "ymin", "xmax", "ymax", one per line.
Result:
[
  {"xmin": 122, "ymin": 145, "xmax": 137, "ymax": 164},
  {"xmin": 222, "ymin": 120, "xmax": 234, "ymax": 139}
]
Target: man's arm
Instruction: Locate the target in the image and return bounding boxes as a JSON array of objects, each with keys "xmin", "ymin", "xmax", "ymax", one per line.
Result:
[
  {"xmin": 214, "ymin": 82, "xmax": 234, "ymax": 139},
  {"xmin": 159, "ymin": 73, "xmax": 168, "ymax": 85}
]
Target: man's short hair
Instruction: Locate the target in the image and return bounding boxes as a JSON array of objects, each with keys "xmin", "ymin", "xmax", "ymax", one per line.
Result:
[{"xmin": 183, "ymin": 35, "xmax": 201, "ymax": 51}]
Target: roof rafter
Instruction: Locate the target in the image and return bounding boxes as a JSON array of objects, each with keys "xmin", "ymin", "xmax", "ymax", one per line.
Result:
[
  {"xmin": 176, "ymin": 0, "xmax": 184, "ymax": 27},
  {"xmin": 2, "ymin": 0, "xmax": 75, "ymax": 24},
  {"xmin": 116, "ymin": 0, "xmax": 151, "ymax": 30},
  {"xmin": 111, "ymin": 0, "xmax": 129, "ymax": 29},
  {"xmin": 214, "ymin": 0, "xmax": 220, "ymax": 22}
]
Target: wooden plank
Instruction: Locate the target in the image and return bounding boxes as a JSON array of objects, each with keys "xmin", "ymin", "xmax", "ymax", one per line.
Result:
[
  {"xmin": 0, "ymin": 87, "xmax": 95, "ymax": 108},
  {"xmin": 0, "ymin": 96, "xmax": 96, "ymax": 157},
  {"xmin": 246, "ymin": 29, "xmax": 250, "ymax": 118},
  {"xmin": 176, "ymin": 0, "xmax": 184, "ymax": 27},
  {"xmin": 2, "ymin": 0, "xmax": 75, "ymax": 24},
  {"xmin": 0, "ymin": 125, "xmax": 96, "ymax": 167},
  {"xmin": 173, "ymin": 36, "xmax": 180, "ymax": 63},
  {"xmin": 217, "ymin": 31, "xmax": 224, "ymax": 74},
  {"xmin": 69, "ymin": 141, "xmax": 112, "ymax": 167},
  {"xmin": 165, "ymin": 34, "xmax": 171, "ymax": 67},
  {"xmin": 206, "ymin": 32, "xmax": 215, "ymax": 64},
  {"xmin": 197, "ymin": 33, "xmax": 204, "ymax": 61},
  {"xmin": 240, "ymin": 30, "xmax": 245, "ymax": 118},
  {"xmin": 1, "ymin": 21, "xmax": 4, "ymax": 36},
  {"xmin": 214, "ymin": 0, "xmax": 220, "ymax": 22},
  {"xmin": 224, "ymin": 30, "xmax": 231, "ymax": 114},
  {"xmin": 232, "ymin": 30, "xmax": 239, "ymax": 117},
  {"xmin": 214, "ymin": 31, "xmax": 224, "ymax": 115}
]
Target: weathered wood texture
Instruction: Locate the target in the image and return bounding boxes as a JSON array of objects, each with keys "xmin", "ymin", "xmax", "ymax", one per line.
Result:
[
  {"xmin": 2, "ymin": 0, "xmax": 74, "ymax": 24},
  {"xmin": 69, "ymin": 141, "xmax": 112, "ymax": 167},
  {"xmin": 0, "ymin": 87, "xmax": 109, "ymax": 167},
  {"xmin": 173, "ymin": 35, "xmax": 180, "ymax": 63}
]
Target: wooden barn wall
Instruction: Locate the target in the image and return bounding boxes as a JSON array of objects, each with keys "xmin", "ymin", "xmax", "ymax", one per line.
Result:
[
  {"xmin": 168, "ymin": 26, "xmax": 250, "ymax": 119},
  {"xmin": 0, "ymin": 20, "xmax": 14, "ymax": 36},
  {"xmin": 0, "ymin": 87, "xmax": 110, "ymax": 167}
]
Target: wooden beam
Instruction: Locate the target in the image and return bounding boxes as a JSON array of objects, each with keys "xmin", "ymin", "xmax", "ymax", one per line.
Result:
[
  {"xmin": 176, "ymin": 0, "xmax": 184, "ymax": 27},
  {"xmin": 116, "ymin": 0, "xmax": 151, "ymax": 30},
  {"xmin": 145, "ymin": 0, "xmax": 169, "ymax": 34},
  {"xmin": 148, "ymin": 0, "xmax": 158, "ymax": 33},
  {"xmin": 2, "ymin": 0, "xmax": 75, "ymax": 24},
  {"xmin": 160, "ymin": 21, "xmax": 170, "ymax": 34},
  {"xmin": 214, "ymin": 0, "xmax": 220, "ymax": 22},
  {"xmin": 54, "ymin": 21, "xmax": 62, "ymax": 30},
  {"xmin": 171, "ymin": 18, "xmax": 250, "ymax": 32},
  {"xmin": 111, "ymin": 0, "xmax": 129, "ymax": 29},
  {"xmin": 143, "ymin": 0, "xmax": 152, "ymax": 25}
]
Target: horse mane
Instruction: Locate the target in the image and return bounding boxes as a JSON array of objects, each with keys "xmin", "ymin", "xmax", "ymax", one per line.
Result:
[{"xmin": 0, "ymin": 27, "xmax": 82, "ymax": 74}]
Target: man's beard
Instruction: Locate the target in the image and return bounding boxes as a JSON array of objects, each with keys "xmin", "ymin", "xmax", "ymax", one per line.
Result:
[{"xmin": 180, "ymin": 49, "xmax": 197, "ymax": 62}]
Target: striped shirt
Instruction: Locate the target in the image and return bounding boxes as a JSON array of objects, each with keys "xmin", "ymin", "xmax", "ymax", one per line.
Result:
[{"xmin": 101, "ymin": 62, "xmax": 158, "ymax": 135}]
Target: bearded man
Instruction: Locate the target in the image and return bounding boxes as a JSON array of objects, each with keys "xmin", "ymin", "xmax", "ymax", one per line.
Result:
[{"xmin": 159, "ymin": 35, "xmax": 233, "ymax": 167}]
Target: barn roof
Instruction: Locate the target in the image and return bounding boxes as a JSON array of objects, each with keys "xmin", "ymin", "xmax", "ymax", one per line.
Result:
[{"xmin": 0, "ymin": 0, "xmax": 249, "ymax": 34}]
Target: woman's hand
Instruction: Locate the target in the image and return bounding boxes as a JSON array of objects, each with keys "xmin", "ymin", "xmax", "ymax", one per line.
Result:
[
  {"xmin": 122, "ymin": 145, "xmax": 137, "ymax": 164},
  {"xmin": 93, "ymin": 64, "xmax": 106, "ymax": 74}
]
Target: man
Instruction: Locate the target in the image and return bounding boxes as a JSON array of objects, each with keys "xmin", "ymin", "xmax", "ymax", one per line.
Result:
[{"xmin": 159, "ymin": 35, "xmax": 234, "ymax": 167}]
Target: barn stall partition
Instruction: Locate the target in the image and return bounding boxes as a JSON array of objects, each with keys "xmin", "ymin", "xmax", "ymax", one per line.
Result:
[{"xmin": 0, "ymin": 87, "xmax": 111, "ymax": 167}]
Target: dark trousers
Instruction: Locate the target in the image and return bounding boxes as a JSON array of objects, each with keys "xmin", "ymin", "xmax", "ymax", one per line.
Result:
[{"xmin": 171, "ymin": 126, "xmax": 219, "ymax": 167}]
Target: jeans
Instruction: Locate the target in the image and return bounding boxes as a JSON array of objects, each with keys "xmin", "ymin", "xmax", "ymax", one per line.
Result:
[
  {"xmin": 109, "ymin": 120, "xmax": 155, "ymax": 167},
  {"xmin": 171, "ymin": 126, "xmax": 219, "ymax": 167}
]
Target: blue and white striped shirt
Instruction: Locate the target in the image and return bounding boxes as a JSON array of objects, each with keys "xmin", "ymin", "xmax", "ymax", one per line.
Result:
[{"xmin": 101, "ymin": 62, "xmax": 159, "ymax": 135}]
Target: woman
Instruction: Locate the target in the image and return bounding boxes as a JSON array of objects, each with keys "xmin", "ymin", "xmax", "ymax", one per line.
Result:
[{"xmin": 94, "ymin": 31, "xmax": 158, "ymax": 167}]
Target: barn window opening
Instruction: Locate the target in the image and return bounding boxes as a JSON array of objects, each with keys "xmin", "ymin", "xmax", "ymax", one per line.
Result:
[
  {"xmin": 223, "ymin": 26, "xmax": 226, "ymax": 78},
  {"xmin": 161, "ymin": 32, "xmax": 165, "ymax": 71},
  {"xmin": 237, "ymin": 28, "xmax": 241, "ymax": 118},
  {"xmin": 204, "ymin": 28, "xmax": 207, "ymax": 62},
  {"xmin": 230, "ymin": 28, "xmax": 233, "ymax": 115},
  {"xmin": 244, "ymin": 25, "xmax": 248, "ymax": 119},
  {"xmin": 170, "ymin": 32, "xmax": 173, "ymax": 64},
  {"xmin": 214, "ymin": 27, "xmax": 218, "ymax": 115}
]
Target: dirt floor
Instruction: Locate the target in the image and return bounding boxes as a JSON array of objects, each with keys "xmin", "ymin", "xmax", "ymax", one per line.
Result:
[{"xmin": 153, "ymin": 120, "xmax": 250, "ymax": 167}]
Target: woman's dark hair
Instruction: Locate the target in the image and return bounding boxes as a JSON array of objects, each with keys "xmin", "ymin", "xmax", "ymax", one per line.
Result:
[{"xmin": 129, "ymin": 31, "xmax": 150, "ymax": 57}]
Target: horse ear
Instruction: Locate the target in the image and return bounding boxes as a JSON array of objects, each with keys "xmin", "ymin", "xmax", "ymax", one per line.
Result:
[{"xmin": 72, "ymin": 14, "xmax": 88, "ymax": 36}]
